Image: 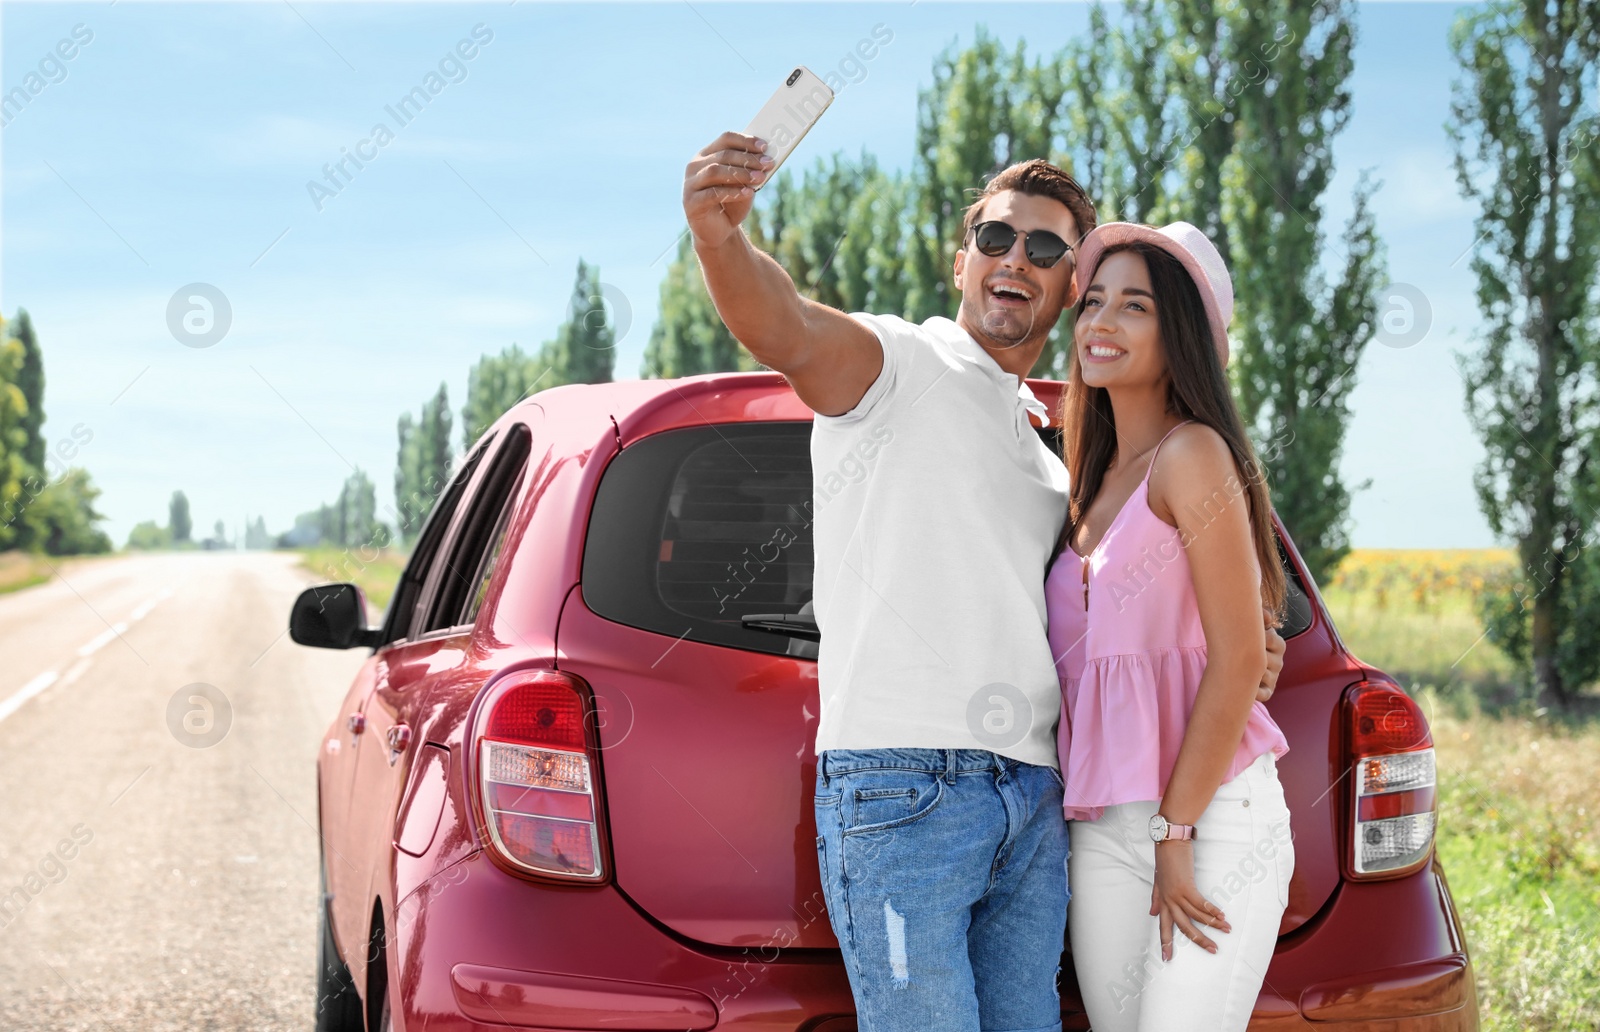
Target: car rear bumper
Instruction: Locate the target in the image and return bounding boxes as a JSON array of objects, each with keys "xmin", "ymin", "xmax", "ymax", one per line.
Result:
[
  {"xmin": 389, "ymin": 850, "xmax": 856, "ymax": 1032},
  {"xmin": 389, "ymin": 852, "xmax": 1476, "ymax": 1031},
  {"xmin": 1235, "ymin": 858, "xmax": 1478, "ymax": 1030}
]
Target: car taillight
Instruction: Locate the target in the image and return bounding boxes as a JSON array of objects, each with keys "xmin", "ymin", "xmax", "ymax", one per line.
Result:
[
  {"xmin": 1344, "ymin": 680, "xmax": 1436, "ymax": 877},
  {"xmin": 473, "ymin": 668, "xmax": 606, "ymax": 881}
]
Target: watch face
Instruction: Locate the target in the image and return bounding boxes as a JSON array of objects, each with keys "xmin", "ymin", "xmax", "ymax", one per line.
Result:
[{"xmin": 1148, "ymin": 814, "xmax": 1166, "ymax": 841}]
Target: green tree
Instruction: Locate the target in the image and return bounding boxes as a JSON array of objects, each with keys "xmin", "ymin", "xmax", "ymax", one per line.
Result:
[
  {"xmin": 903, "ymin": 28, "xmax": 1075, "ymax": 348},
  {"xmin": 336, "ymin": 468, "xmax": 384, "ymax": 549},
  {"xmin": 1057, "ymin": 9, "xmax": 1119, "ymax": 216},
  {"xmin": 0, "ymin": 323, "xmax": 32, "ymax": 551},
  {"xmin": 1068, "ymin": 1, "xmax": 1384, "ymax": 581},
  {"xmin": 1074, "ymin": 0, "xmax": 1236, "ymax": 241},
  {"xmin": 543, "ymin": 259, "xmax": 617, "ymax": 387},
  {"xmin": 9, "ymin": 309, "xmax": 44, "ymax": 471},
  {"xmin": 642, "ymin": 235, "xmax": 763, "ymax": 377},
  {"xmin": 1449, "ymin": 0, "xmax": 1600, "ymax": 707},
  {"xmin": 126, "ymin": 520, "xmax": 172, "ymax": 550},
  {"xmin": 25, "ymin": 469, "xmax": 111, "ymax": 555},
  {"xmin": 1222, "ymin": 1, "xmax": 1384, "ymax": 584},
  {"xmin": 169, "ymin": 490, "xmax": 192, "ymax": 544},
  {"xmin": 395, "ymin": 412, "xmax": 421, "ymax": 541},
  {"xmin": 765, "ymin": 152, "xmax": 906, "ymax": 316},
  {"xmin": 395, "ymin": 385, "xmax": 453, "ymax": 543},
  {"xmin": 463, "ymin": 343, "xmax": 545, "ymax": 450},
  {"xmin": 832, "ymin": 164, "xmax": 913, "ymax": 318},
  {"xmin": 244, "ymin": 515, "xmax": 271, "ymax": 550}
]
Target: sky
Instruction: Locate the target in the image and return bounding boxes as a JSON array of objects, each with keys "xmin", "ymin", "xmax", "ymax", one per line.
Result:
[{"xmin": 2, "ymin": 0, "xmax": 1497, "ymax": 550}]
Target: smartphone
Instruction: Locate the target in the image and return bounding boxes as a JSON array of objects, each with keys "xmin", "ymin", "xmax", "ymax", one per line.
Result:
[{"xmin": 742, "ymin": 66, "xmax": 834, "ymax": 187}]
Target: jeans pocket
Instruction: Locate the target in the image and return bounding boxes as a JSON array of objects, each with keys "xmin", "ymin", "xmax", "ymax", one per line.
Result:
[
  {"xmin": 842, "ymin": 771, "xmax": 945, "ymax": 836},
  {"xmin": 854, "ymin": 786, "xmax": 917, "ymax": 826}
]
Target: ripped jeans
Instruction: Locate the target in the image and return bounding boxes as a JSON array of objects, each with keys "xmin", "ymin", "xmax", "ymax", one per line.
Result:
[{"xmin": 814, "ymin": 748, "xmax": 1070, "ymax": 1032}]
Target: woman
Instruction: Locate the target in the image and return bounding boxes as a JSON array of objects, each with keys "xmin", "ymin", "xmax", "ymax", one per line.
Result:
[{"xmin": 1046, "ymin": 221, "xmax": 1293, "ymax": 1031}]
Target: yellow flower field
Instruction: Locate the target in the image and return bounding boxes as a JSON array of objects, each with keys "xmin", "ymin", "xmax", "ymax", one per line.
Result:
[{"xmin": 1321, "ymin": 548, "xmax": 1520, "ymax": 692}]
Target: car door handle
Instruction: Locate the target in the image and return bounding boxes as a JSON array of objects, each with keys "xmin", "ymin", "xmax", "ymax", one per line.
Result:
[
  {"xmin": 348, "ymin": 713, "xmax": 366, "ymax": 735},
  {"xmin": 386, "ymin": 724, "xmax": 412, "ymax": 753}
]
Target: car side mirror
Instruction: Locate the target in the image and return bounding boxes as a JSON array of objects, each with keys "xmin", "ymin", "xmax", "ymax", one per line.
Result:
[{"xmin": 290, "ymin": 583, "xmax": 382, "ymax": 650}]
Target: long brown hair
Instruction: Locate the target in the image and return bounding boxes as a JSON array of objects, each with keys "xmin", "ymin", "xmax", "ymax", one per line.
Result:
[{"xmin": 1058, "ymin": 241, "xmax": 1287, "ymax": 620}]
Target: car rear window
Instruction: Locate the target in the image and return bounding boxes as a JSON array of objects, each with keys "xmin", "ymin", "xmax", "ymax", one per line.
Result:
[
  {"xmin": 582, "ymin": 422, "xmax": 815, "ymax": 656},
  {"xmin": 583, "ymin": 421, "xmax": 1315, "ymax": 656}
]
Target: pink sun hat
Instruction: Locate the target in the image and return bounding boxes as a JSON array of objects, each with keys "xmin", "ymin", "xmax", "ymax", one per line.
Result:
[{"xmin": 1073, "ymin": 220, "xmax": 1234, "ymax": 367}]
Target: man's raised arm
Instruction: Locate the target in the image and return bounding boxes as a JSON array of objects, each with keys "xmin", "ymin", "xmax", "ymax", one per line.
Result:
[{"xmin": 682, "ymin": 131, "xmax": 883, "ymax": 417}]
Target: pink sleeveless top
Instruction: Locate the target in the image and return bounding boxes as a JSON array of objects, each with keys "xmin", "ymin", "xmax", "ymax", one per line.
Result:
[{"xmin": 1045, "ymin": 420, "xmax": 1289, "ymax": 821}]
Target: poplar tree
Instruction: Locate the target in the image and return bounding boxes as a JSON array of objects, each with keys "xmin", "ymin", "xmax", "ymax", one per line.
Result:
[
  {"xmin": 903, "ymin": 30, "xmax": 1073, "ymax": 342},
  {"xmin": 462, "ymin": 343, "xmax": 544, "ymax": 450},
  {"xmin": 642, "ymin": 235, "xmax": 762, "ymax": 377},
  {"xmin": 545, "ymin": 259, "xmax": 617, "ymax": 387},
  {"xmin": 394, "ymin": 385, "xmax": 453, "ymax": 543},
  {"xmin": 169, "ymin": 490, "xmax": 192, "ymax": 544},
  {"xmin": 1449, "ymin": 0, "xmax": 1600, "ymax": 707},
  {"xmin": 336, "ymin": 469, "xmax": 382, "ymax": 549},
  {"xmin": 1222, "ymin": 1, "xmax": 1385, "ymax": 583},
  {"xmin": 0, "ymin": 322, "xmax": 30, "ymax": 551},
  {"xmin": 10, "ymin": 309, "xmax": 44, "ymax": 471}
]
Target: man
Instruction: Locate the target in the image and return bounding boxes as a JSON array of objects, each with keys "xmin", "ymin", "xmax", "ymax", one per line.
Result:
[{"xmin": 681, "ymin": 133, "xmax": 1283, "ymax": 1032}]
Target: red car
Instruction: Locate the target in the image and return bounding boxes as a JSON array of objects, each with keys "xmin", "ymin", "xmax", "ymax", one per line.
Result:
[{"xmin": 293, "ymin": 371, "xmax": 1478, "ymax": 1032}]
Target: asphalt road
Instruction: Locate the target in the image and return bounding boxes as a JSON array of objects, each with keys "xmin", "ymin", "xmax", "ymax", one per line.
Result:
[{"xmin": 0, "ymin": 552, "xmax": 369, "ymax": 1031}]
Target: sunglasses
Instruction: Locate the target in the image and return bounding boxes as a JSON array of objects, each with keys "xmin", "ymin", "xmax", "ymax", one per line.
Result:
[{"xmin": 968, "ymin": 220, "xmax": 1074, "ymax": 269}]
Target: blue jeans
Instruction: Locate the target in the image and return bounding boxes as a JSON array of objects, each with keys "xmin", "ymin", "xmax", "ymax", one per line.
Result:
[{"xmin": 814, "ymin": 748, "xmax": 1071, "ymax": 1032}]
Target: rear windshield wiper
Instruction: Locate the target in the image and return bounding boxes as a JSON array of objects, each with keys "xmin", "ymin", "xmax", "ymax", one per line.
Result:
[{"xmin": 740, "ymin": 612, "xmax": 820, "ymax": 642}]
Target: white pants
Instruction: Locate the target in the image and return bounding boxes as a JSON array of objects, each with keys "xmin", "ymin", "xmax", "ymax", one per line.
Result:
[{"xmin": 1068, "ymin": 752, "xmax": 1293, "ymax": 1032}]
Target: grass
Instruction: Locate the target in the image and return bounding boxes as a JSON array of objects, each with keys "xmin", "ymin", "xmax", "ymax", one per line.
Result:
[
  {"xmin": 1424, "ymin": 689, "xmax": 1600, "ymax": 1031},
  {"xmin": 294, "ymin": 545, "xmax": 407, "ymax": 615},
  {"xmin": 0, "ymin": 550, "xmax": 55, "ymax": 595},
  {"xmin": 0, "ymin": 550, "xmax": 119, "ymax": 595},
  {"xmin": 1325, "ymin": 550, "xmax": 1600, "ymax": 1031}
]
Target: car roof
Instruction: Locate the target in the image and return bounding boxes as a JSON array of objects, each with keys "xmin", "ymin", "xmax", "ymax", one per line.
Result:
[{"xmin": 496, "ymin": 370, "xmax": 1068, "ymax": 450}]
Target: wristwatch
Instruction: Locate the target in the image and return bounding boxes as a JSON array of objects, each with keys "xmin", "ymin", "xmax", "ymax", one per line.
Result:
[{"xmin": 1149, "ymin": 813, "xmax": 1195, "ymax": 843}]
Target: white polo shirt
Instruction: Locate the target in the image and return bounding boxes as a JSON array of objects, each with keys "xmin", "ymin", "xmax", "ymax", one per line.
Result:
[{"xmin": 809, "ymin": 313, "xmax": 1072, "ymax": 770}]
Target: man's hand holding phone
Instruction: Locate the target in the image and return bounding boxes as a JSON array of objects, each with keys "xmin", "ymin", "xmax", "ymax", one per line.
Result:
[
  {"xmin": 682, "ymin": 133, "xmax": 772, "ymax": 250},
  {"xmin": 680, "ymin": 69, "xmax": 876, "ymax": 418}
]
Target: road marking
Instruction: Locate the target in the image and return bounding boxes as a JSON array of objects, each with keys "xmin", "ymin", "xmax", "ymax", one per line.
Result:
[
  {"xmin": 33, "ymin": 657, "xmax": 93, "ymax": 706},
  {"xmin": 1, "ymin": 585, "xmax": 172, "ymax": 727},
  {"xmin": 0, "ymin": 670, "xmax": 60, "ymax": 725},
  {"xmin": 2, "ymin": 601, "xmax": 153, "ymax": 724},
  {"xmin": 77, "ymin": 622, "xmax": 129, "ymax": 658},
  {"xmin": 128, "ymin": 591, "xmax": 170, "ymax": 622},
  {"xmin": 60, "ymin": 657, "xmax": 93, "ymax": 687}
]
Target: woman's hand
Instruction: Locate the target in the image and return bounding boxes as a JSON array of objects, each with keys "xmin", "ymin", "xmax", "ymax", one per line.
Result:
[
  {"xmin": 1149, "ymin": 841, "xmax": 1231, "ymax": 961},
  {"xmin": 1256, "ymin": 609, "xmax": 1284, "ymax": 703}
]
